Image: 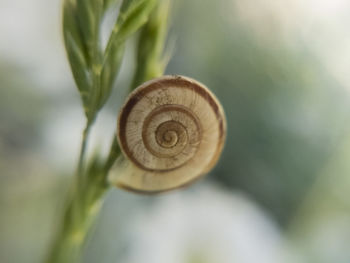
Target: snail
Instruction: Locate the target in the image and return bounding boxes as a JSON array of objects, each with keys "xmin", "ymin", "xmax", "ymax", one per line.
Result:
[{"xmin": 108, "ymin": 75, "xmax": 226, "ymax": 193}]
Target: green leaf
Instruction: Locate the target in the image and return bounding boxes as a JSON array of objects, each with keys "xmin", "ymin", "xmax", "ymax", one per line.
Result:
[
  {"xmin": 63, "ymin": 0, "xmax": 158, "ymax": 121},
  {"xmin": 100, "ymin": 44, "xmax": 125, "ymax": 108},
  {"xmin": 76, "ymin": 0, "xmax": 104, "ymax": 65},
  {"xmin": 101, "ymin": 0, "xmax": 157, "ymax": 92},
  {"xmin": 131, "ymin": 0, "xmax": 171, "ymax": 88},
  {"xmin": 63, "ymin": 0, "xmax": 92, "ymax": 109}
]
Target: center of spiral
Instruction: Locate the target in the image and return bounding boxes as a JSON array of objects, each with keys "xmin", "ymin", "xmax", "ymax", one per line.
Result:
[
  {"xmin": 161, "ymin": 131, "xmax": 178, "ymax": 147},
  {"xmin": 156, "ymin": 121, "xmax": 187, "ymax": 149},
  {"xmin": 140, "ymin": 104, "xmax": 201, "ymax": 170}
]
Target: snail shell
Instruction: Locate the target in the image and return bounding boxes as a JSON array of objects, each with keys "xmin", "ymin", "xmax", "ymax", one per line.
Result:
[{"xmin": 109, "ymin": 75, "xmax": 226, "ymax": 193}]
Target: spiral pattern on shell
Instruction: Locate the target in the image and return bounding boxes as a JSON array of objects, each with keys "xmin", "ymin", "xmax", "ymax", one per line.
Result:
[{"xmin": 113, "ymin": 75, "xmax": 226, "ymax": 193}]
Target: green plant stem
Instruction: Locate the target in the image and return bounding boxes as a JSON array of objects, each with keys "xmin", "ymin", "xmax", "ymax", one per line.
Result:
[
  {"xmin": 77, "ymin": 121, "xmax": 92, "ymax": 177},
  {"xmin": 45, "ymin": 127, "xmax": 120, "ymax": 263},
  {"xmin": 48, "ymin": 1, "xmax": 169, "ymax": 261},
  {"xmin": 104, "ymin": 136, "xmax": 121, "ymax": 173},
  {"xmin": 45, "ymin": 185, "xmax": 106, "ymax": 263}
]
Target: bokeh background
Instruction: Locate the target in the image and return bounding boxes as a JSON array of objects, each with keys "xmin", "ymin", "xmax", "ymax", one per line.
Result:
[{"xmin": 1, "ymin": 0, "xmax": 350, "ymax": 262}]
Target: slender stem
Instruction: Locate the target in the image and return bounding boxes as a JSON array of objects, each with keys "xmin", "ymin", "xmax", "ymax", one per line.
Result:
[
  {"xmin": 44, "ymin": 185, "xmax": 105, "ymax": 263},
  {"xmin": 103, "ymin": 136, "xmax": 121, "ymax": 173},
  {"xmin": 47, "ymin": 0, "xmax": 170, "ymax": 261},
  {"xmin": 77, "ymin": 120, "xmax": 92, "ymax": 177},
  {"xmin": 45, "ymin": 122, "xmax": 121, "ymax": 263}
]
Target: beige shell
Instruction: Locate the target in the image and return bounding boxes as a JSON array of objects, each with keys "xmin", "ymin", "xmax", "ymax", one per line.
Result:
[{"xmin": 108, "ymin": 75, "xmax": 226, "ymax": 193}]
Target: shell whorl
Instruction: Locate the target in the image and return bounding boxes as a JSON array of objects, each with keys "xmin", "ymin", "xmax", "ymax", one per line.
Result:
[{"xmin": 112, "ymin": 75, "xmax": 226, "ymax": 193}]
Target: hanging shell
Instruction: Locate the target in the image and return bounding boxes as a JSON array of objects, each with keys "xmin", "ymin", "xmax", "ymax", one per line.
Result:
[{"xmin": 109, "ymin": 75, "xmax": 226, "ymax": 193}]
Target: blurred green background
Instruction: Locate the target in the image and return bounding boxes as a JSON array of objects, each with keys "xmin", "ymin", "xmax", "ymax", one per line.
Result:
[{"xmin": 1, "ymin": 0, "xmax": 350, "ymax": 262}]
